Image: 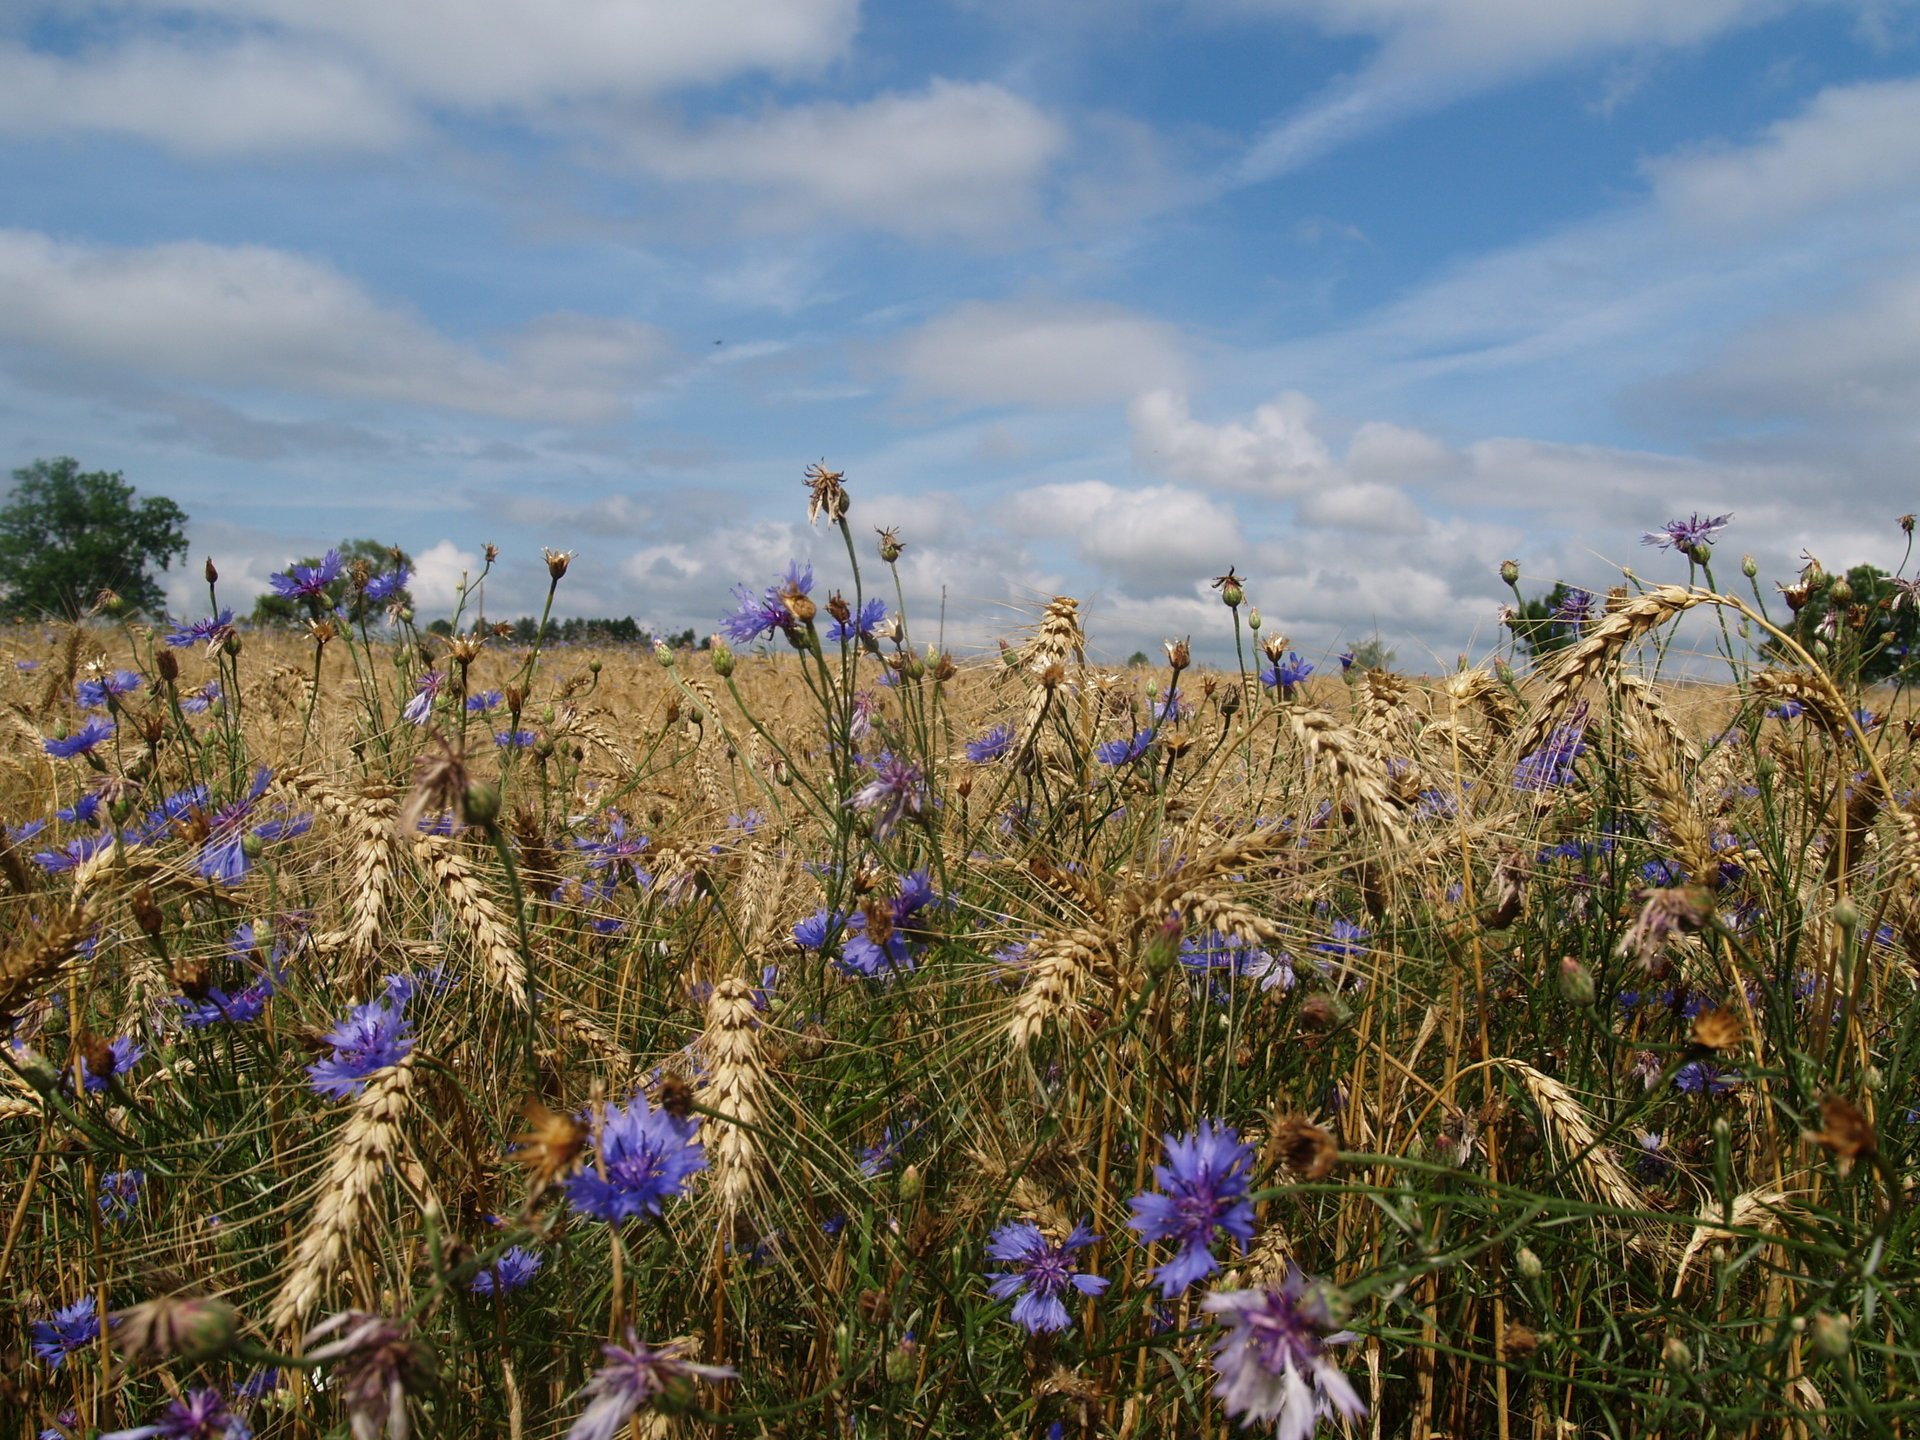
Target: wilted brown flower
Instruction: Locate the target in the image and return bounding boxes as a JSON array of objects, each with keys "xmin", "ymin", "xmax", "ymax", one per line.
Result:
[
  {"xmin": 396, "ymin": 733, "xmax": 468, "ymax": 838},
  {"xmin": 1689, "ymin": 1008, "xmax": 1744, "ymax": 1052},
  {"xmin": 655, "ymin": 1074, "xmax": 695, "ymax": 1120},
  {"xmin": 1615, "ymin": 886, "xmax": 1714, "ymax": 969},
  {"xmin": 544, "ymin": 548, "xmax": 573, "ymax": 581},
  {"xmin": 1803, "ymin": 1094, "xmax": 1877, "ymax": 1172},
  {"xmin": 303, "ymin": 1312, "xmax": 437, "ymax": 1440},
  {"xmin": 513, "ymin": 1098, "xmax": 587, "ymax": 1189},
  {"xmin": 1271, "ymin": 1115, "xmax": 1339, "ymax": 1180},
  {"xmin": 113, "ymin": 1294, "xmax": 241, "ymax": 1365},
  {"xmin": 1502, "ymin": 1324, "xmax": 1542, "ymax": 1359},
  {"xmin": 804, "ymin": 461, "xmax": 850, "ymax": 524}
]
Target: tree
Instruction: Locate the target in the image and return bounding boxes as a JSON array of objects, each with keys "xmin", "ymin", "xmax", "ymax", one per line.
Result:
[
  {"xmin": 1507, "ymin": 583, "xmax": 1588, "ymax": 663},
  {"xmin": 0, "ymin": 458, "xmax": 189, "ymax": 620},
  {"xmin": 251, "ymin": 537, "xmax": 414, "ymax": 626},
  {"xmin": 1766, "ymin": 563, "xmax": 1918, "ymax": 685},
  {"xmin": 1346, "ymin": 637, "xmax": 1396, "ymax": 671}
]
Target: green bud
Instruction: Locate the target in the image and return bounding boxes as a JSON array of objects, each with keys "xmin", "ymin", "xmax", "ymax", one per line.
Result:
[
  {"xmin": 885, "ymin": 1339, "xmax": 918, "ymax": 1384},
  {"xmin": 223, "ymin": 633, "xmax": 243, "ymax": 657},
  {"xmin": 897, "ymin": 1162, "xmax": 923, "ymax": 1205},
  {"xmin": 1557, "ymin": 956, "xmax": 1595, "ymax": 1006},
  {"xmin": 1221, "ymin": 580, "xmax": 1244, "ymax": 608},
  {"xmin": 1142, "ymin": 913, "xmax": 1183, "ymax": 977},
  {"xmin": 113, "ymin": 1295, "xmax": 243, "ymax": 1365},
  {"xmin": 654, "ymin": 641, "xmax": 675, "ymax": 668},
  {"xmin": 1741, "ymin": 554, "xmax": 1758, "ymax": 579},
  {"xmin": 461, "ymin": 783, "xmax": 501, "ymax": 826},
  {"xmin": 240, "ymin": 832, "xmax": 266, "ymax": 861},
  {"xmin": 1829, "ymin": 576, "xmax": 1853, "ymax": 606},
  {"xmin": 1516, "ymin": 1247, "xmax": 1543, "ymax": 1281},
  {"xmin": 1500, "ymin": 559, "xmax": 1521, "ymax": 587},
  {"xmin": 588, "ymin": 658, "xmax": 602, "ymax": 674},
  {"xmin": 1810, "ymin": 1311, "xmax": 1851, "ymax": 1363},
  {"xmin": 1248, "ymin": 606, "xmax": 1262, "ymax": 632},
  {"xmin": 1832, "ymin": 897, "xmax": 1860, "ymax": 931},
  {"xmin": 655, "ymin": 1373, "xmax": 699, "ymax": 1416},
  {"xmin": 710, "ymin": 637, "xmax": 735, "ymax": 678},
  {"xmin": 1663, "ymin": 1337, "xmax": 1692, "ymax": 1371}
]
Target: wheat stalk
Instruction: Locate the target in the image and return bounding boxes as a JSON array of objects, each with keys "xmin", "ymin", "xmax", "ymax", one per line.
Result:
[
  {"xmin": 1009, "ymin": 929, "xmax": 1109, "ymax": 1048},
  {"xmin": 699, "ymin": 977, "xmax": 766, "ymax": 1219},
  {"xmin": 1672, "ymin": 1187, "xmax": 1797, "ymax": 1296},
  {"xmin": 412, "ymin": 835, "xmax": 529, "ymax": 1008},
  {"xmin": 270, "ymin": 1056, "xmax": 419, "ymax": 1331},
  {"xmin": 1502, "ymin": 1061, "xmax": 1643, "ymax": 1213}
]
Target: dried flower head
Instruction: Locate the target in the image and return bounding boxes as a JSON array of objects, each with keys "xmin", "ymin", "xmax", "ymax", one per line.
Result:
[
  {"xmin": 544, "ymin": 548, "xmax": 573, "ymax": 580},
  {"xmin": 1210, "ymin": 566, "xmax": 1245, "ymax": 608},
  {"xmin": 804, "ymin": 461, "xmax": 850, "ymax": 524},
  {"xmin": 1270, "ymin": 1116, "xmax": 1338, "ymax": 1181},
  {"xmin": 1689, "ymin": 1008, "xmax": 1744, "ymax": 1052},
  {"xmin": 111, "ymin": 1294, "xmax": 242, "ymax": 1366},
  {"xmin": 303, "ymin": 1312, "xmax": 436, "ymax": 1440},
  {"xmin": 515, "ymin": 1098, "xmax": 589, "ymax": 1190},
  {"xmin": 1803, "ymin": 1094, "xmax": 1877, "ymax": 1171},
  {"xmin": 397, "ymin": 733, "xmax": 469, "ymax": 837}
]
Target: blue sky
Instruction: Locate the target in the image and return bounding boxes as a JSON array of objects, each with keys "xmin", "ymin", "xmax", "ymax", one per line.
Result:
[{"xmin": 1, "ymin": 0, "xmax": 1917, "ymax": 663}]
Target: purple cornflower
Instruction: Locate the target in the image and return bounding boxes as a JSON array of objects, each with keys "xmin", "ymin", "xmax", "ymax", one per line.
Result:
[
  {"xmin": 839, "ymin": 870, "xmax": 939, "ymax": 977},
  {"xmin": 1096, "ymin": 728, "xmax": 1156, "ymax": 767},
  {"xmin": 1634, "ymin": 1130, "xmax": 1671, "ymax": 1180},
  {"xmin": 850, "ymin": 752, "xmax": 927, "ymax": 838},
  {"xmin": 1338, "ymin": 651, "xmax": 1356, "ymax": 672},
  {"xmin": 100, "ymin": 1387, "xmax": 250, "ymax": 1440},
  {"xmin": 181, "ymin": 682, "xmax": 223, "ymax": 715},
  {"xmin": 178, "ymin": 924, "xmax": 281, "ymax": 1026},
  {"xmin": 363, "ymin": 567, "xmax": 410, "ymax": 605},
  {"xmin": 466, "ymin": 689, "xmax": 503, "ymax": 713},
  {"xmin": 1259, "ymin": 653, "xmax": 1314, "ymax": 693},
  {"xmin": 985, "ymin": 1221, "xmax": 1108, "ymax": 1333},
  {"xmin": 402, "ymin": 672, "xmax": 443, "ymax": 726},
  {"xmin": 1643, "ymin": 512, "xmax": 1731, "ymax": 558},
  {"xmin": 575, "ymin": 815, "xmax": 650, "ymax": 885},
  {"xmin": 46, "ymin": 718, "xmax": 114, "ymax": 759},
  {"xmin": 1203, "ymin": 1271, "xmax": 1366, "ymax": 1440},
  {"xmin": 470, "ymin": 1246, "xmax": 542, "ymax": 1297},
  {"xmin": 32, "ymin": 1296, "xmax": 108, "ymax": 1368},
  {"xmin": 302, "ymin": 1312, "xmax": 435, "ymax": 1440},
  {"xmin": 165, "ymin": 609, "xmax": 235, "ymax": 649},
  {"xmin": 268, "ymin": 549, "xmax": 343, "ymax": 601},
  {"xmin": 1554, "ymin": 588, "xmax": 1596, "ymax": 634},
  {"xmin": 1513, "ymin": 711, "xmax": 1588, "ymax": 790},
  {"xmin": 720, "ymin": 561, "xmax": 813, "ymax": 646},
  {"xmin": 568, "ymin": 1331, "xmax": 735, "ymax": 1440},
  {"xmin": 76, "ymin": 669, "xmax": 144, "ymax": 709},
  {"xmin": 306, "ymin": 1000, "xmax": 412, "ymax": 1099},
  {"xmin": 32, "ymin": 833, "xmax": 112, "ymax": 874},
  {"xmin": 1675, "ymin": 1061, "xmax": 1740, "ymax": 1096},
  {"xmin": 792, "ymin": 908, "xmax": 843, "ymax": 950},
  {"xmin": 98, "ymin": 1168, "xmax": 146, "ymax": 1224},
  {"xmin": 828, "ymin": 596, "xmax": 888, "ymax": 646},
  {"xmin": 1128, "ymin": 1122, "xmax": 1258, "ymax": 1297},
  {"xmin": 966, "ymin": 723, "xmax": 1015, "ymax": 764},
  {"xmin": 495, "ymin": 729, "xmax": 538, "ymax": 750},
  {"xmin": 198, "ymin": 769, "xmax": 310, "ymax": 883},
  {"xmin": 81, "ymin": 1035, "xmax": 146, "ymax": 1092},
  {"xmin": 565, "ymin": 1091, "xmax": 705, "ymax": 1224}
]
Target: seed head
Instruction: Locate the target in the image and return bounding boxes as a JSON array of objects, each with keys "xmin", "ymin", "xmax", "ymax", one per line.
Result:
[
  {"xmin": 1164, "ymin": 637, "xmax": 1191, "ymax": 672},
  {"xmin": 1210, "ymin": 566, "xmax": 1245, "ymax": 608},
  {"xmin": 544, "ymin": 548, "xmax": 573, "ymax": 580},
  {"xmin": 876, "ymin": 527, "xmax": 904, "ymax": 563},
  {"xmin": 1803, "ymin": 1094, "xmax": 1876, "ymax": 1171},
  {"xmin": 1689, "ymin": 1008, "xmax": 1743, "ymax": 1052},
  {"xmin": 112, "ymin": 1294, "xmax": 242, "ymax": 1365},
  {"xmin": 514, "ymin": 1098, "xmax": 588, "ymax": 1190},
  {"xmin": 1500, "ymin": 559, "xmax": 1520, "ymax": 587},
  {"xmin": 804, "ymin": 461, "xmax": 850, "ymax": 524},
  {"xmin": 1271, "ymin": 1115, "xmax": 1338, "ymax": 1181}
]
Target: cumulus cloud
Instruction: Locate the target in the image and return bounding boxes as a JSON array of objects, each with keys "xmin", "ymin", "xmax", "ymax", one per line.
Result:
[
  {"xmin": 896, "ymin": 301, "xmax": 1189, "ymax": 407},
  {"xmin": 626, "ymin": 81, "xmax": 1068, "ymax": 241},
  {"xmin": 0, "ymin": 230, "xmax": 668, "ymax": 421},
  {"xmin": 1231, "ymin": 0, "xmax": 1786, "ymax": 180},
  {"xmin": 1011, "ymin": 480, "xmax": 1243, "ymax": 595},
  {"xmin": 1646, "ymin": 74, "xmax": 1920, "ymax": 226},
  {"xmin": 1129, "ymin": 389, "xmax": 1330, "ymax": 493},
  {"xmin": 411, "ymin": 539, "xmax": 483, "ymax": 610},
  {"xmin": 0, "ymin": 39, "xmax": 417, "ymax": 154}
]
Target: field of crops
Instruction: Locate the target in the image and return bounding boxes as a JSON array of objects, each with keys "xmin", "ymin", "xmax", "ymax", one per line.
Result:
[{"xmin": 3, "ymin": 490, "xmax": 1916, "ymax": 1439}]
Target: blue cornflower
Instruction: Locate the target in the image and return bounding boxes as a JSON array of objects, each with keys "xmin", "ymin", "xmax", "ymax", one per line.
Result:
[
  {"xmin": 98, "ymin": 1168, "xmax": 146, "ymax": 1224},
  {"xmin": 849, "ymin": 753, "xmax": 927, "ymax": 838},
  {"xmin": 966, "ymin": 723, "xmax": 1015, "ymax": 764},
  {"xmin": 1128, "ymin": 1122, "xmax": 1258, "ymax": 1297},
  {"xmin": 792, "ymin": 908, "xmax": 844, "ymax": 950},
  {"xmin": 828, "ymin": 596, "xmax": 888, "ymax": 646},
  {"xmin": 307, "ymin": 1000, "xmax": 413, "ymax": 1099},
  {"xmin": 1513, "ymin": 715, "xmax": 1588, "ymax": 790},
  {"xmin": 839, "ymin": 870, "xmax": 940, "ymax": 977},
  {"xmin": 268, "ymin": 550, "xmax": 344, "ymax": 600},
  {"xmin": 568, "ymin": 1331, "xmax": 735, "ymax": 1440},
  {"xmin": 46, "ymin": 718, "xmax": 114, "ymax": 759},
  {"xmin": 165, "ymin": 610, "xmax": 235, "ymax": 649},
  {"xmin": 198, "ymin": 769, "xmax": 310, "ymax": 883},
  {"xmin": 466, "ymin": 689, "xmax": 504, "ymax": 713},
  {"xmin": 76, "ymin": 669, "xmax": 144, "ymax": 709},
  {"xmin": 566, "ymin": 1092, "xmax": 705, "ymax": 1224},
  {"xmin": 363, "ymin": 567, "xmax": 410, "ymax": 605},
  {"xmin": 99, "ymin": 1386, "xmax": 250, "ymax": 1439},
  {"xmin": 181, "ymin": 683, "xmax": 223, "ymax": 715},
  {"xmin": 56, "ymin": 793, "xmax": 103, "ymax": 826},
  {"xmin": 471, "ymin": 1246, "xmax": 542, "ymax": 1297},
  {"xmin": 32, "ymin": 1296, "xmax": 108, "ymax": 1368},
  {"xmin": 32, "ymin": 834, "xmax": 112, "ymax": 874},
  {"xmin": 1096, "ymin": 729, "xmax": 1156, "ymax": 767},
  {"xmin": 1643, "ymin": 512, "xmax": 1731, "ymax": 558},
  {"xmin": 81, "ymin": 1035, "xmax": 146, "ymax": 1092},
  {"xmin": 9, "ymin": 818, "xmax": 46, "ymax": 844},
  {"xmin": 719, "ymin": 561, "xmax": 813, "ymax": 646},
  {"xmin": 178, "ymin": 927, "xmax": 281, "ymax": 1026},
  {"xmin": 496, "ymin": 729, "xmax": 538, "ymax": 750},
  {"xmin": 985, "ymin": 1221, "xmax": 1108, "ymax": 1333},
  {"xmin": 576, "ymin": 816, "xmax": 650, "ymax": 884},
  {"xmin": 1554, "ymin": 588, "xmax": 1596, "ymax": 634},
  {"xmin": 1259, "ymin": 654, "xmax": 1314, "ymax": 693},
  {"xmin": 1675, "ymin": 1061, "xmax": 1740, "ymax": 1097},
  {"xmin": 1634, "ymin": 1131, "xmax": 1671, "ymax": 1180},
  {"xmin": 1315, "ymin": 919, "xmax": 1370, "ymax": 960}
]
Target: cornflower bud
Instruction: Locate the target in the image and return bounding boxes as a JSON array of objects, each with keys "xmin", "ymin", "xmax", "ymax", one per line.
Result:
[
  {"xmin": 204, "ymin": 557, "xmax": 219, "ymax": 584},
  {"xmin": 876, "ymin": 527, "xmax": 904, "ymax": 563},
  {"xmin": 654, "ymin": 641, "xmax": 675, "ymax": 668},
  {"xmin": 461, "ymin": 783, "xmax": 502, "ymax": 827},
  {"xmin": 1500, "ymin": 559, "xmax": 1521, "ymax": 587},
  {"xmin": 710, "ymin": 637, "xmax": 735, "ymax": 678},
  {"xmin": 1557, "ymin": 956, "xmax": 1595, "ymax": 1006},
  {"xmin": 1663, "ymin": 1337, "xmax": 1692, "ymax": 1371},
  {"xmin": 1247, "ymin": 606, "xmax": 1262, "ymax": 632},
  {"xmin": 1741, "ymin": 554, "xmax": 1759, "ymax": 579},
  {"xmin": 1810, "ymin": 1312, "xmax": 1851, "ymax": 1362},
  {"xmin": 1516, "ymin": 1246, "xmax": 1543, "ymax": 1280}
]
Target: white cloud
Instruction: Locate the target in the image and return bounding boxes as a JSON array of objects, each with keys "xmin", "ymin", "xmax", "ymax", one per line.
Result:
[
  {"xmin": 1295, "ymin": 479, "xmax": 1427, "ymax": 532},
  {"xmin": 896, "ymin": 301, "xmax": 1189, "ymax": 407},
  {"xmin": 0, "ymin": 39, "xmax": 417, "ymax": 154},
  {"xmin": 1129, "ymin": 389, "xmax": 1330, "ymax": 493},
  {"xmin": 1012, "ymin": 480, "xmax": 1243, "ymax": 594},
  {"xmin": 0, "ymin": 230, "xmax": 667, "ymax": 421},
  {"xmin": 1646, "ymin": 75, "xmax": 1920, "ymax": 226},
  {"xmin": 625, "ymin": 81, "xmax": 1067, "ymax": 241},
  {"xmin": 412, "ymin": 539, "xmax": 482, "ymax": 610},
  {"xmin": 1231, "ymin": 0, "xmax": 1786, "ymax": 180},
  {"xmin": 89, "ymin": 0, "xmax": 856, "ymax": 108}
]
